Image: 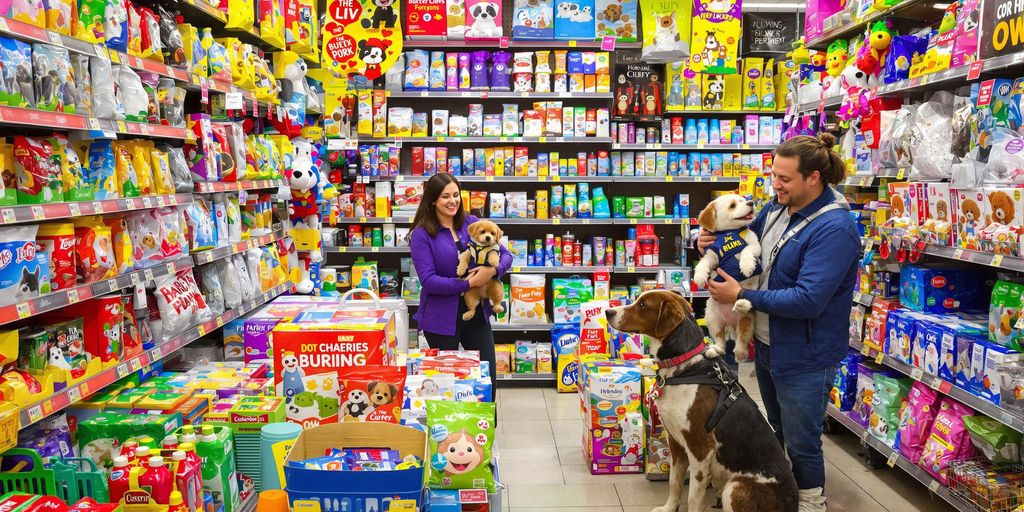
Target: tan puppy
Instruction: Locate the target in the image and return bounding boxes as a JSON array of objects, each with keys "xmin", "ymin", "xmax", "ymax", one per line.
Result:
[
  {"xmin": 456, "ymin": 220, "xmax": 506, "ymax": 320},
  {"xmin": 692, "ymin": 194, "xmax": 761, "ymax": 362},
  {"xmin": 605, "ymin": 290, "xmax": 798, "ymax": 512}
]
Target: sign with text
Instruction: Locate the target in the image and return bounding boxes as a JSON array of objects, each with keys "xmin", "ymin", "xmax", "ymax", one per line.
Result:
[
  {"xmin": 982, "ymin": 0, "xmax": 1024, "ymax": 59},
  {"xmin": 322, "ymin": 0, "xmax": 404, "ymax": 79},
  {"xmin": 742, "ymin": 12, "xmax": 801, "ymax": 54}
]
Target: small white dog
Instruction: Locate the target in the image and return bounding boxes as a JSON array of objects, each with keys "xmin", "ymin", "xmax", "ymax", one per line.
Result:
[
  {"xmin": 693, "ymin": 194, "xmax": 762, "ymax": 361},
  {"xmin": 468, "ymin": 1, "xmax": 500, "ymax": 37}
]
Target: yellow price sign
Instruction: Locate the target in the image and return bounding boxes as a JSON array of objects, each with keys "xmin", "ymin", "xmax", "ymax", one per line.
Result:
[
  {"xmin": 993, "ymin": 255, "xmax": 1004, "ymax": 267},
  {"xmin": 665, "ymin": 176, "xmax": 673, "ymax": 182},
  {"xmin": 552, "ymin": 175, "xmax": 561, "ymax": 181},
  {"xmin": 568, "ymin": 40, "xmax": 578, "ymax": 47},
  {"xmin": 875, "ymin": 351, "xmax": 885, "ymax": 365},
  {"xmin": 512, "ymin": 266, "xmax": 521, "ymax": 272},
  {"xmin": 538, "ymin": 136, "xmax": 547, "ymax": 142},
  {"xmin": 553, "ymin": 218, "xmax": 561, "ymax": 225},
  {"xmin": 860, "ymin": 344, "xmax": 871, "ymax": 356},
  {"xmin": 896, "ymin": 168, "xmax": 906, "ymax": 180}
]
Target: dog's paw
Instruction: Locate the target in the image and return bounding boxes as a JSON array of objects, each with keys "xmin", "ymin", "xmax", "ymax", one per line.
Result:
[
  {"xmin": 733, "ymin": 299, "xmax": 752, "ymax": 313},
  {"xmin": 739, "ymin": 253, "xmax": 757, "ymax": 277},
  {"xmin": 493, "ymin": 304, "xmax": 505, "ymax": 314},
  {"xmin": 693, "ymin": 270, "xmax": 710, "ymax": 288},
  {"xmin": 734, "ymin": 343, "xmax": 750, "ymax": 362},
  {"xmin": 462, "ymin": 310, "xmax": 476, "ymax": 321},
  {"xmin": 650, "ymin": 506, "xmax": 678, "ymax": 512}
]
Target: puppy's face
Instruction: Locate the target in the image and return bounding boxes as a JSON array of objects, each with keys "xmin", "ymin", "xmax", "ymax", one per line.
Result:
[
  {"xmin": 605, "ymin": 290, "xmax": 693, "ymax": 345},
  {"xmin": 698, "ymin": 194, "xmax": 755, "ymax": 232},
  {"xmin": 469, "ymin": 220, "xmax": 503, "ymax": 246},
  {"xmin": 368, "ymin": 381, "xmax": 397, "ymax": 405}
]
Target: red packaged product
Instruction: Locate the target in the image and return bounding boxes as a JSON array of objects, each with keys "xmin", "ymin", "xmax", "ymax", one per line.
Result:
[
  {"xmin": 411, "ymin": 147, "xmax": 425, "ymax": 175},
  {"xmin": 121, "ymin": 294, "xmax": 143, "ymax": 358},
  {"xmin": 53, "ymin": 296, "xmax": 126, "ymax": 363},
  {"xmin": 209, "ymin": 124, "xmax": 237, "ymax": 181},
  {"xmin": 13, "ymin": 136, "xmax": 61, "ymax": 203},
  {"xmin": 338, "ymin": 365, "xmax": 407, "ymax": 423},
  {"xmin": 37, "ymin": 222, "xmax": 77, "ymax": 292}
]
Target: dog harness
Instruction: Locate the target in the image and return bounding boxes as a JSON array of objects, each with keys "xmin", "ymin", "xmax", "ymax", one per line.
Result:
[
  {"xmin": 706, "ymin": 228, "xmax": 761, "ymax": 283},
  {"xmin": 648, "ymin": 342, "xmax": 747, "ymax": 433},
  {"xmin": 459, "ymin": 241, "xmax": 500, "ymax": 276}
]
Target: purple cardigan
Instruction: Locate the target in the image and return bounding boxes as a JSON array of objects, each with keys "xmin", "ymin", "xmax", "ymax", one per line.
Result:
[{"xmin": 410, "ymin": 215, "xmax": 512, "ymax": 336}]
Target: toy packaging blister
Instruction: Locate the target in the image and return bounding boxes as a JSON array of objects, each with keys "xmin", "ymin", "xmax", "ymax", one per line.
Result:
[
  {"xmin": 72, "ymin": 216, "xmax": 115, "ymax": 283},
  {"xmin": 0, "ymin": 37, "xmax": 34, "ymax": 108},
  {"xmin": 426, "ymin": 400, "xmax": 496, "ymax": 492},
  {"xmin": 639, "ymin": 0, "xmax": 690, "ymax": 63},
  {"xmin": 512, "ymin": 0, "xmax": 553, "ymax": 40},
  {"xmin": 465, "ymin": 0, "xmax": 502, "ymax": 40},
  {"xmin": 919, "ymin": 398, "xmax": 974, "ymax": 484},
  {"xmin": 337, "ymin": 365, "xmax": 407, "ymax": 423}
]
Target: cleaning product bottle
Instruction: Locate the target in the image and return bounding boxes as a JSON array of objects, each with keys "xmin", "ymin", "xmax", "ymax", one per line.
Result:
[
  {"xmin": 168, "ymin": 491, "xmax": 188, "ymax": 512},
  {"xmin": 120, "ymin": 440, "xmax": 139, "ymax": 465},
  {"xmin": 177, "ymin": 442, "xmax": 204, "ymax": 508},
  {"xmin": 197, "ymin": 425, "xmax": 239, "ymax": 512},
  {"xmin": 592, "ymin": 187, "xmax": 610, "ymax": 218},
  {"xmin": 108, "ymin": 456, "xmax": 132, "ymax": 504},
  {"xmin": 136, "ymin": 456, "xmax": 173, "ymax": 504},
  {"xmin": 162, "ymin": 435, "xmax": 179, "ymax": 451},
  {"xmin": 171, "ymin": 450, "xmax": 200, "ymax": 512},
  {"xmin": 135, "ymin": 446, "xmax": 152, "ymax": 467}
]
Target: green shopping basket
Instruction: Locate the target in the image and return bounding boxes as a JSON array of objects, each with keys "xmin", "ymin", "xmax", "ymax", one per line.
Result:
[
  {"xmin": 0, "ymin": 448, "xmax": 56, "ymax": 496},
  {"xmin": 51, "ymin": 457, "xmax": 108, "ymax": 503}
]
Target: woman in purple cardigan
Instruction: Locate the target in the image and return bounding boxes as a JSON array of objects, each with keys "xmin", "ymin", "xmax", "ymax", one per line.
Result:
[{"xmin": 410, "ymin": 174, "xmax": 511, "ymax": 387}]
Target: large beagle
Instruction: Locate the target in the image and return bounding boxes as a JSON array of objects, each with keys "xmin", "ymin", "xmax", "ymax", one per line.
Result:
[{"xmin": 606, "ymin": 290, "xmax": 797, "ymax": 512}]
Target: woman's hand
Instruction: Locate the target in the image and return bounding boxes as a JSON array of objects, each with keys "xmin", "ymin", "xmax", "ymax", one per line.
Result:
[
  {"xmin": 466, "ymin": 266, "xmax": 497, "ymax": 288},
  {"xmin": 697, "ymin": 228, "xmax": 716, "ymax": 255}
]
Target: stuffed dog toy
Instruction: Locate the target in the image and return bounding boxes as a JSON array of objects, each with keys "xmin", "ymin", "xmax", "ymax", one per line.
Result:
[
  {"xmin": 605, "ymin": 290, "xmax": 797, "ymax": 512},
  {"xmin": 693, "ymin": 194, "xmax": 761, "ymax": 362},
  {"xmin": 456, "ymin": 220, "xmax": 506, "ymax": 320}
]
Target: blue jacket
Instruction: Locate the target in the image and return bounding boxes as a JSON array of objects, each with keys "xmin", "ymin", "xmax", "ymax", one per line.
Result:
[{"xmin": 744, "ymin": 188, "xmax": 859, "ymax": 377}]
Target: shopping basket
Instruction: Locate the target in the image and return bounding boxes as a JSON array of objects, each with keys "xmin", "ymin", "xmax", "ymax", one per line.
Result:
[
  {"xmin": 51, "ymin": 457, "xmax": 108, "ymax": 503},
  {"xmin": 0, "ymin": 448, "xmax": 57, "ymax": 496}
]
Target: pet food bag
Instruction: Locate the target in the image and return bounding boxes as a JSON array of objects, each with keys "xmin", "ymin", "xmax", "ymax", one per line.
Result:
[
  {"xmin": 868, "ymin": 374, "xmax": 912, "ymax": 446},
  {"xmin": 72, "ymin": 217, "xmax": 115, "ymax": 283},
  {"xmin": 962, "ymin": 415, "xmax": 1022, "ymax": 465},
  {"xmin": 426, "ymin": 400, "xmax": 496, "ymax": 492},
  {"xmin": 895, "ymin": 381, "xmax": 939, "ymax": 463},
  {"xmin": 639, "ymin": 0, "xmax": 690, "ymax": 63},
  {"xmin": 510, "ymin": 274, "xmax": 546, "ymax": 324},
  {"xmin": 830, "ymin": 350, "xmax": 860, "ymax": 411},
  {"xmin": 338, "ymin": 366, "xmax": 407, "ymax": 423},
  {"xmin": 0, "ymin": 225, "xmax": 45, "ymax": 306},
  {"xmin": 552, "ymin": 277, "xmax": 593, "ymax": 324},
  {"xmin": 849, "ymin": 362, "xmax": 875, "ymax": 428},
  {"xmin": 152, "ymin": 269, "xmax": 213, "ymax": 341},
  {"xmin": 919, "ymin": 398, "xmax": 975, "ymax": 483}
]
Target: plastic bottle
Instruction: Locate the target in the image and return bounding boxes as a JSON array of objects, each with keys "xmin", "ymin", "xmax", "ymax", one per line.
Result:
[
  {"xmin": 137, "ymin": 456, "xmax": 173, "ymax": 504},
  {"xmin": 108, "ymin": 456, "xmax": 131, "ymax": 504},
  {"xmin": 135, "ymin": 446, "xmax": 152, "ymax": 467},
  {"xmin": 168, "ymin": 491, "xmax": 188, "ymax": 512},
  {"xmin": 162, "ymin": 435, "xmax": 179, "ymax": 451},
  {"xmin": 196, "ymin": 425, "xmax": 239, "ymax": 511},
  {"xmin": 120, "ymin": 440, "xmax": 139, "ymax": 465},
  {"xmin": 172, "ymin": 450, "xmax": 201, "ymax": 512}
]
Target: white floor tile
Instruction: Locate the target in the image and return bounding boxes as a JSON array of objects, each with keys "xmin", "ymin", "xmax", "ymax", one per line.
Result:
[{"xmin": 507, "ymin": 484, "xmax": 622, "ymax": 507}]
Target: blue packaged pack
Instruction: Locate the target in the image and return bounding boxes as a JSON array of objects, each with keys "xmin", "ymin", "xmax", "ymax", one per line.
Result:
[
  {"xmin": 553, "ymin": 0, "xmax": 595, "ymax": 40},
  {"xmin": 512, "ymin": 0, "xmax": 554, "ymax": 39}
]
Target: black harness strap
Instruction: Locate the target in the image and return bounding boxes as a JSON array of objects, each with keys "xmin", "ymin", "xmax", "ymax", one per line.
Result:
[{"xmin": 658, "ymin": 359, "xmax": 746, "ymax": 432}]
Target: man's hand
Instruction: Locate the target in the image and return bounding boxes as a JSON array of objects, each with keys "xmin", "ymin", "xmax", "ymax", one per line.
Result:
[
  {"xmin": 707, "ymin": 268, "xmax": 742, "ymax": 304},
  {"xmin": 466, "ymin": 266, "xmax": 497, "ymax": 288},
  {"xmin": 697, "ymin": 228, "xmax": 716, "ymax": 256}
]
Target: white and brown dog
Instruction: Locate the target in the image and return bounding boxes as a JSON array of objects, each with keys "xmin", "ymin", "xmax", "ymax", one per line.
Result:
[
  {"xmin": 606, "ymin": 290, "xmax": 797, "ymax": 512},
  {"xmin": 693, "ymin": 194, "xmax": 761, "ymax": 362}
]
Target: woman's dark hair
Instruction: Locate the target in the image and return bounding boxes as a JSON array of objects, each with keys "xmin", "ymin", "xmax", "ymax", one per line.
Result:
[
  {"xmin": 774, "ymin": 133, "xmax": 847, "ymax": 186},
  {"xmin": 412, "ymin": 173, "xmax": 466, "ymax": 236}
]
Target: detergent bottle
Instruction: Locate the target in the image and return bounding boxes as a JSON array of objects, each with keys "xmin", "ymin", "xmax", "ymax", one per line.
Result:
[
  {"xmin": 120, "ymin": 440, "xmax": 139, "ymax": 465},
  {"xmin": 108, "ymin": 456, "xmax": 131, "ymax": 503},
  {"xmin": 168, "ymin": 491, "xmax": 188, "ymax": 512},
  {"xmin": 171, "ymin": 450, "xmax": 201, "ymax": 512},
  {"xmin": 179, "ymin": 426, "xmax": 198, "ymax": 445},
  {"xmin": 135, "ymin": 455, "xmax": 173, "ymax": 504},
  {"xmin": 177, "ymin": 443, "xmax": 204, "ymax": 508},
  {"xmin": 135, "ymin": 446, "xmax": 152, "ymax": 466},
  {"xmin": 162, "ymin": 435, "xmax": 179, "ymax": 450}
]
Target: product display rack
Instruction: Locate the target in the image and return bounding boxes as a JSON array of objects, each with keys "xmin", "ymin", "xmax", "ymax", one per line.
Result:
[
  {"xmin": 332, "ymin": 216, "xmax": 695, "ymax": 225},
  {"xmin": 402, "ymin": 39, "xmax": 641, "ymax": 50},
  {"xmin": 825, "ymin": 404, "xmax": 970, "ymax": 512},
  {"xmin": 804, "ymin": 0, "xmax": 945, "ymax": 49},
  {"xmin": 612, "ymin": 143, "xmax": 776, "ymax": 151},
  {"xmin": 0, "ymin": 193, "xmax": 192, "ymax": 226},
  {"xmin": 16, "ymin": 281, "xmax": 291, "ymax": 430},
  {"xmin": 386, "ymin": 91, "xmax": 614, "ymax": 99},
  {"xmin": 351, "ymin": 175, "xmax": 743, "ymax": 184},
  {"xmin": 862, "ymin": 237, "xmax": 1024, "ymax": 273},
  {"xmin": 195, "ymin": 179, "xmax": 287, "ymax": 193}
]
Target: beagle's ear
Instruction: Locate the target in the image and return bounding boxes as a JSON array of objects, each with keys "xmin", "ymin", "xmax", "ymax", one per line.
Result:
[
  {"xmin": 654, "ymin": 293, "xmax": 686, "ymax": 339},
  {"xmin": 697, "ymin": 202, "xmax": 718, "ymax": 232}
]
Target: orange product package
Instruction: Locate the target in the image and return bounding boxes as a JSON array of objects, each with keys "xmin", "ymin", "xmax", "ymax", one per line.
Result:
[
  {"xmin": 338, "ymin": 365, "xmax": 407, "ymax": 423},
  {"xmin": 72, "ymin": 216, "xmax": 116, "ymax": 283}
]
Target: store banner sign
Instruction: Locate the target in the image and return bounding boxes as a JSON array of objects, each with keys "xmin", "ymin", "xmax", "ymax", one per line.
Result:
[
  {"xmin": 981, "ymin": 0, "xmax": 1024, "ymax": 59},
  {"xmin": 689, "ymin": 0, "xmax": 742, "ymax": 74},
  {"xmin": 742, "ymin": 12, "xmax": 800, "ymax": 54},
  {"xmin": 322, "ymin": 0, "xmax": 404, "ymax": 79}
]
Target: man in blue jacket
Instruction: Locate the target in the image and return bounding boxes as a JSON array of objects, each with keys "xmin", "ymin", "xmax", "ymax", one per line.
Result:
[{"xmin": 702, "ymin": 134, "xmax": 860, "ymax": 512}]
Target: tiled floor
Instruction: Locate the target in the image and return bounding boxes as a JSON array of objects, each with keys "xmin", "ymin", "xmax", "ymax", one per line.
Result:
[{"xmin": 493, "ymin": 363, "xmax": 957, "ymax": 512}]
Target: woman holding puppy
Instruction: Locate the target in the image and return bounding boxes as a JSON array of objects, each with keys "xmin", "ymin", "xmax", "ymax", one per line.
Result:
[{"xmin": 410, "ymin": 173, "xmax": 511, "ymax": 395}]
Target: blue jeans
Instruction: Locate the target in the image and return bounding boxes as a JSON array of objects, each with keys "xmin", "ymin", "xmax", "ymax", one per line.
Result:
[{"xmin": 754, "ymin": 340, "xmax": 837, "ymax": 489}]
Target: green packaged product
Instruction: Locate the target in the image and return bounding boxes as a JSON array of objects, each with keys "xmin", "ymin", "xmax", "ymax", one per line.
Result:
[
  {"xmin": 625, "ymin": 197, "xmax": 645, "ymax": 218},
  {"xmin": 963, "ymin": 415, "xmax": 1023, "ymax": 464},
  {"xmin": 868, "ymin": 374, "xmax": 912, "ymax": 446},
  {"xmin": 195, "ymin": 424, "xmax": 240, "ymax": 512},
  {"xmin": 78, "ymin": 411, "xmax": 183, "ymax": 469},
  {"xmin": 427, "ymin": 400, "xmax": 496, "ymax": 492},
  {"xmin": 612, "ymin": 196, "xmax": 625, "ymax": 217}
]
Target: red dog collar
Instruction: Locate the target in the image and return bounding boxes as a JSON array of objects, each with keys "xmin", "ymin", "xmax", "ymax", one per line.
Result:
[{"xmin": 656, "ymin": 340, "xmax": 710, "ymax": 369}]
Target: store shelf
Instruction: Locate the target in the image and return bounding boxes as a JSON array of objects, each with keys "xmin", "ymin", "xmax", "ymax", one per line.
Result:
[
  {"xmin": 111, "ymin": 120, "xmax": 192, "ymax": 140},
  {"xmin": 333, "ymin": 217, "xmax": 690, "ymax": 225},
  {"xmin": 612, "ymin": 143, "xmax": 775, "ymax": 151},
  {"xmin": 863, "ymin": 238, "xmax": 1024, "ymax": 272},
  {"xmin": 403, "ymin": 289, "xmax": 708, "ymax": 309},
  {"xmin": 805, "ymin": 0, "xmax": 942, "ymax": 49},
  {"xmin": 194, "ymin": 180, "xmax": 285, "ymax": 193},
  {"xmin": 0, "ymin": 257, "xmax": 194, "ymax": 327},
  {"xmin": 504, "ymin": 265, "xmax": 685, "ymax": 274},
  {"xmin": 355, "ymin": 175, "xmax": 739, "ymax": 184},
  {"xmin": 17, "ymin": 282, "xmax": 290, "ymax": 430},
  {"xmin": 850, "ymin": 338, "xmax": 1024, "ymax": 434},
  {"xmin": 192, "ymin": 225, "xmax": 286, "ymax": 265},
  {"xmin": 662, "ymin": 110, "xmax": 784, "ymax": 116},
  {"xmin": 0, "ymin": 193, "xmax": 191, "ymax": 226},
  {"xmin": 179, "ymin": 0, "xmax": 283, "ymax": 50},
  {"xmin": 493, "ymin": 323, "xmax": 553, "ymax": 331},
  {"xmin": 324, "ymin": 246, "xmax": 411, "ymax": 254},
  {"xmin": 825, "ymin": 404, "xmax": 970, "ymax": 512},
  {"xmin": 494, "ymin": 373, "xmax": 556, "ymax": 381},
  {"xmin": 386, "ymin": 91, "xmax": 613, "ymax": 99},
  {"xmin": 359, "ymin": 137, "xmax": 615, "ymax": 144},
  {"xmin": 403, "ymin": 39, "xmax": 640, "ymax": 50}
]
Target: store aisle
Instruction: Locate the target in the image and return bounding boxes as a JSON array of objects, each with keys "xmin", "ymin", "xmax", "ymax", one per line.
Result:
[{"xmin": 494, "ymin": 364, "xmax": 956, "ymax": 512}]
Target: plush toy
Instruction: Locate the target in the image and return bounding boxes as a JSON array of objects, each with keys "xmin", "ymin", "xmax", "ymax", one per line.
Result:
[
  {"xmin": 836, "ymin": 66, "xmax": 871, "ymax": 125},
  {"xmin": 825, "ymin": 40, "xmax": 848, "ymax": 78},
  {"xmin": 272, "ymin": 51, "xmax": 307, "ymax": 138},
  {"xmin": 856, "ymin": 21, "xmax": 894, "ymax": 76}
]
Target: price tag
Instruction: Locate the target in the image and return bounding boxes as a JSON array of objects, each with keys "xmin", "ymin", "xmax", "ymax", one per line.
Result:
[
  {"xmin": 626, "ymin": 266, "xmax": 636, "ymax": 273},
  {"xmin": 337, "ymin": 246, "xmax": 346, "ymax": 253},
  {"xmin": 67, "ymin": 289, "xmax": 80, "ymax": 304},
  {"xmin": 166, "ymin": 262, "xmax": 176, "ymax": 274},
  {"xmin": 552, "ymin": 218, "xmax": 561, "ymax": 225},
  {"xmin": 225, "ymin": 92, "xmax": 244, "ymax": 110},
  {"xmin": 968, "ymin": 60, "xmax": 985, "ymax": 80},
  {"xmin": 896, "ymin": 168, "xmax": 905, "ymax": 180},
  {"xmin": 129, "ymin": 358, "xmax": 141, "ymax": 371},
  {"xmin": 953, "ymin": 249, "xmax": 964, "ymax": 259},
  {"xmin": 68, "ymin": 386, "xmax": 81, "ymax": 403},
  {"xmin": 665, "ymin": 176, "xmax": 673, "ymax": 182},
  {"xmin": 117, "ymin": 363, "xmax": 129, "ymax": 377},
  {"xmin": 928, "ymin": 480, "xmax": 940, "ymax": 493},
  {"xmin": 930, "ymin": 377, "xmax": 942, "ymax": 390},
  {"xmin": 30, "ymin": 205, "xmax": 43, "ymax": 220},
  {"xmin": 0, "ymin": 209, "xmax": 14, "ymax": 223},
  {"xmin": 568, "ymin": 40, "xmax": 577, "ymax": 47},
  {"xmin": 601, "ymin": 35, "xmax": 616, "ymax": 51},
  {"xmin": 68, "ymin": 203, "xmax": 80, "ymax": 216},
  {"xmin": 853, "ymin": 292, "xmax": 862, "ymax": 304},
  {"xmin": 911, "ymin": 368, "xmax": 923, "ymax": 381},
  {"xmin": 47, "ymin": 31, "xmax": 62, "ymax": 45},
  {"xmin": 512, "ymin": 266, "xmax": 521, "ymax": 273},
  {"xmin": 861, "ymin": 430, "xmax": 870, "ymax": 441},
  {"xmin": 993, "ymin": 255, "xmax": 1004, "ymax": 267},
  {"xmin": 108, "ymin": 280, "xmax": 119, "ymax": 292},
  {"xmin": 93, "ymin": 201, "xmax": 105, "ymax": 213},
  {"xmin": 875, "ymin": 351, "xmax": 885, "ymax": 364},
  {"xmin": 27, "ymin": 406, "xmax": 42, "ymax": 423},
  {"xmin": 142, "ymin": 197, "xmax": 153, "ymax": 208},
  {"xmin": 886, "ymin": 452, "xmax": 899, "ymax": 468},
  {"xmin": 152, "ymin": 347, "xmax": 163, "ymax": 360},
  {"xmin": 552, "ymin": 175, "xmax": 561, "ymax": 182},
  {"xmin": 371, "ymin": 247, "xmax": 380, "ymax": 252},
  {"xmin": 130, "ymin": 272, "xmax": 141, "ymax": 286},
  {"xmin": 198, "ymin": 325, "xmax": 207, "ymax": 336},
  {"xmin": 109, "ymin": 51, "xmax": 121, "ymax": 64},
  {"xmin": 201, "ymin": 80, "xmax": 209, "ymax": 104},
  {"xmin": 156, "ymin": 196, "xmax": 166, "ymax": 207},
  {"xmin": 16, "ymin": 303, "xmax": 30, "ymax": 319},
  {"xmin": 861, "ymin": 344, "xmax": 871, "ymax": 356},
  {"xmin": 144, "ymin": 269, "xmax": 154, "ymax": 282},
  {"xmin": 664, "ymin": 218, "xmax": 674, "ymax": 224},
  {"xmin": 630, "ymin": 219, "xmax": 638, "ymax": 224},
  {"xmin": 499, "ymin": 36, "xmax": 509, "ymax": 48},
  {"xmin": 538, "ymin": 136, "xmax": 547, "ymax": 142}
]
